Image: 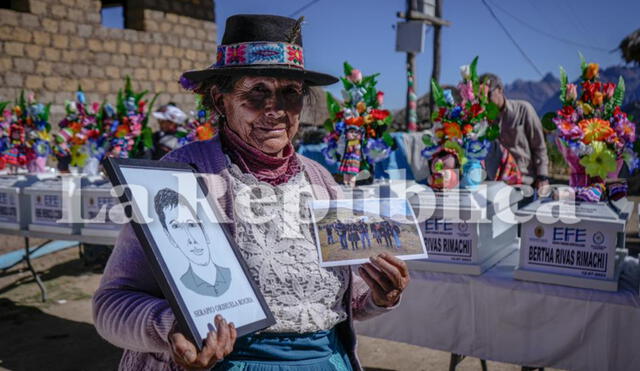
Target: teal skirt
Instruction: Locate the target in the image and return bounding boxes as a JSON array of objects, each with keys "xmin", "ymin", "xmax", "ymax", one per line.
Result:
[{"xmin": 214, "ymin": 328, "xmax": 353, "ymax": 371}]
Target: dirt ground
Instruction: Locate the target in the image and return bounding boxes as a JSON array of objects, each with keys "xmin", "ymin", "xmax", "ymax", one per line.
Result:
[{"xmin": 0, "ymin": 243, "xmax": 567, "ymax": 371}]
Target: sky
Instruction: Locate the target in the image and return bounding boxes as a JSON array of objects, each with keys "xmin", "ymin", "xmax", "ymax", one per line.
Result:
[
  {"xmin": 104, "ymin": 0, "xmax": 640, "ymax": 109},
  {"xmin": 214, "ymin": 0, "xmax": 639, "ymax": 109}
]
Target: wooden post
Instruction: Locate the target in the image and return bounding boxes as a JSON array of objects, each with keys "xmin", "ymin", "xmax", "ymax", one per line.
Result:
[
  {"xmin": 405, "ymin": 0, "xmax": 418, "ymax": 131},
  {"xmin": 429, "ymin": 0, "xmax": 443, "ymax": 121}
]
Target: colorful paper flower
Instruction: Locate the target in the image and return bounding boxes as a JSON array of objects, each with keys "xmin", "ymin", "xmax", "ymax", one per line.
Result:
[
  {"xmin": 443, "ymin": 122, "xmax": 462, "ymax": 140},
  {"xmin": 584, "ymin": 63, "xmax": 599, "ymax": 80},
  {"xmin": 579, "ymin": 141, "xmax": 617, "ymax": 179},
  {"xmin": 557, "ymin": 120, "xmax": 583, "ymax": 140},
  {"xmin": 578, "ymin": 118, "xmax": 614, "ymax": 144}
]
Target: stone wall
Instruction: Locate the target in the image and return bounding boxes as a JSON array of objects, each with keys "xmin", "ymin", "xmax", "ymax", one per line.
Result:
[{"xmin": 0, "ymin": 0, "xmax": 217, "ymax": 129}]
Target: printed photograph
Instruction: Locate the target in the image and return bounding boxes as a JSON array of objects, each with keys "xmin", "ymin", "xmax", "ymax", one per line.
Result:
[{"xmin": 310, "ymin": 198, "xmax": 428, "ymax": 267}]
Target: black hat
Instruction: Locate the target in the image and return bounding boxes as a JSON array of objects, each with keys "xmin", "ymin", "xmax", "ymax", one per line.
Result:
[{"xmin": 180, "ymin": 14, "xmax": 338, "ymax": 88}]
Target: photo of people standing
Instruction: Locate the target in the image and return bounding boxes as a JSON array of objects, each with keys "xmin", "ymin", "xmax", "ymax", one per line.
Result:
[{"xmin": 311, "ymin": 198, "xmax": 427, "ymax": 267}]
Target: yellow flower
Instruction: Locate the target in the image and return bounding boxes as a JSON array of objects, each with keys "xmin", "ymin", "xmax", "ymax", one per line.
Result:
[
  {"xmin": 356, "ymin": 101, "xmax": 367, "ymax": 114},
  {"xmin": 579, "ymin": 141, "xmax": 616, "ymax": 179},
  {"xmin": 584, "ymin": 63, "xmax": 599, "ymax": 80},
  {"xmin": 581, "ymin": 102, "xmax": 593, "ymax": 115},
  {"xmin": 364, "ymin": 114, "xmax": 375, "ymax": 124}
]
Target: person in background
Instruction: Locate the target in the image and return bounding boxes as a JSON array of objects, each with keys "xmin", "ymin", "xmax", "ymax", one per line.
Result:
[
  {"xmin": 358, "ymin": 220, "xmax": 371, "ymax": 249},
  {"xmin": 391, "ymin": 223, "xmax": 402, "ymax": 249},
  {"xmin": 326, "ymin": 223, "xmax": 335, "ymax": 245},
  {"xmin": 336, "ymin": 220, "xmax": 348, "ymax": 250},
  {"xmin": 480, "ymin": 73, "xmax": 550, "ymax": 194},
  {"xmin": 152, "ymin": 103, "xmax": 188, "ymax": 160}
]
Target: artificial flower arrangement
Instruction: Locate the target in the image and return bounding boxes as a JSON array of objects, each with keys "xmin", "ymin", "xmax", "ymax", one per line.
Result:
[
  {"xmin": 542, "ymin": 56, "xmax": 637, "ymax": 202},
  {"xmin": 421, "ymin": 57, "xmax": 500, "ymax": 189},
  {"xmin": 176, "ymin": 96, "xmax": 217, "ymax": 146},
  {"xmin": 54, "ymin": 89, "xmax": 109, "ymax": 175},
  {"xmin": 0, "ymin": 92, "xmax": 54, "ymax": 173},
  {"xmin": 322, "ymin": 62, "xmax": 393, "ymax": 187},
  {"xmin": 104, "ymin": 76, "xmax": 158, "ymax": 160}
]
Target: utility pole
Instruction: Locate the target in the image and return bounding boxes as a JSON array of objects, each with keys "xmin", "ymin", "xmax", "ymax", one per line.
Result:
[
  {"xmin": 396, "ymin": 1, "xmax": 450, "ymax": 132},
  {"xmin": 405, "ymin": 0, "xmax": 418, "ymax": 132},
  {"xmin": 429, "ymin": 0, "xmax": 443, "ymax": 116}
]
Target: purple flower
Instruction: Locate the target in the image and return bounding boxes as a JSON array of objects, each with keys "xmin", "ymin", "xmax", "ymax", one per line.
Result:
[{"xmin": 364, "ymin": 138, "xmax": 391, "ymax": 163}]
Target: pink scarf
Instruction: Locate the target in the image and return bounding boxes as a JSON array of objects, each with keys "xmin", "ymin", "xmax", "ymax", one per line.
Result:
[{"xmin": 220, "ymin": 125, "xmax": 301, "ymax": 186}]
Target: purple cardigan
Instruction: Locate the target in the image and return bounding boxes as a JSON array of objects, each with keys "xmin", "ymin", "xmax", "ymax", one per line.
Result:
[{"xmin": 92, "ymin": 136, "xmax": 394, "ymax": 370}]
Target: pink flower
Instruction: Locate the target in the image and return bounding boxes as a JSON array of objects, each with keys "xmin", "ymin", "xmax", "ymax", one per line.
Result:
[
  {"xmin": 565, "ymin": 84, "xmax": 577, "ymax": 102},
  {"xmin": 603, "ymin": 83, "xmax": 615, "ymax": 99},
  {"xmin": 376, "ymin": 91, "xmax": 384, "ymax": 106},
  {"xmin": 349, "ymin": 69, "xmax": 363, "ymax": 83},
  {"xmin": 458, "ymin": 81, "xmax": 475, "ymax": 103}
]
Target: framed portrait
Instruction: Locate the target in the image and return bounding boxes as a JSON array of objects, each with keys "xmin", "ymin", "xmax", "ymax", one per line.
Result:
[
  {"xmin": 104, "ymin": 158, "xmax": 275, "ymax": 350},
  {"xmin": 310, "ymin": 197, "xmax": 428, "ymax": 267}
]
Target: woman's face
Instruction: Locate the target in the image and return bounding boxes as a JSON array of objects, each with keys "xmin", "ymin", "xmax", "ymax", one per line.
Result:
[{"xmin": 217, "ymin": 76, "xmax": 305, "ymax": 156}]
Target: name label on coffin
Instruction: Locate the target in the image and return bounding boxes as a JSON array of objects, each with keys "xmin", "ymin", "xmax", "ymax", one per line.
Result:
[
  {"xmin": 520, "ymin": 220, "xmax": 618, "ymax": 279},
  {"xmin": 0, "ymin": 191, "xmax": 18, "ymax": 223},
  {"xmin": 422, "ymin": 219, "xmax": 478, "ymax": 262},
  {"xmin": 32, "ymin": 193, "xmax": 65, "ymax": 225}
]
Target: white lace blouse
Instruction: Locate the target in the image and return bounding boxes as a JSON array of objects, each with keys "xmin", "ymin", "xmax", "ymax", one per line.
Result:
[{"xmin": 228, "ymin": 163, "xmax": 349, "ymax": 333}]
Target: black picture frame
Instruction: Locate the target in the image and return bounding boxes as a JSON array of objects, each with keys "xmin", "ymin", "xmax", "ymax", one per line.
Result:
[{"xmin": 104, "ymin": 157, "xmax": 275, "ymax": 350}]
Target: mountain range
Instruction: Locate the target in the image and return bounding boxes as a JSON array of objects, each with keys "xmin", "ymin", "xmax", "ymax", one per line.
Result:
[
  {"xmin": 391, "ymin": 65, "xmax": 640, "ymax": 129},
  {"xmin": 504, "ymin": 65, "xmax": 640, "ymax": 116}
]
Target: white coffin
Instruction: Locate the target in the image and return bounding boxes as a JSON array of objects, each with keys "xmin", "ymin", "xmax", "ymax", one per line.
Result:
[
  {"xmin": 0, "ymin": 175, "xmax": 38, "ymax": 230},
  {"xmin": 408, "ymin": 182, "xmax": 522, "ymax": 275},
  {"xmin": 23, "ymin": 175, "xmax": 82, "ymax": 234},
  {"xmin": 80, "ymin": 177, "xmax": 124, "ymax": 239},
  {"xmin": 514, "ymin": 198, "xmax": 632, "ymax": 291}
]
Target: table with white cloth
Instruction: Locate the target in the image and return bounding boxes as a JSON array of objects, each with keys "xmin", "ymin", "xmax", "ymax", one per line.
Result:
[{"xmin": 355, "ymin": 245, "xmax": 640, "ymax": 371}]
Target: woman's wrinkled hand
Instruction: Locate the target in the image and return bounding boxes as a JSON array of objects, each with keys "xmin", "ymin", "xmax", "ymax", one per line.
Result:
[
  {"xmin": 168, "ymin": 315, "xmax": 237, "ymax": 370},
  {"xmin": 358, "ymin": 252, "xmax": 410, "ymax": 307}
]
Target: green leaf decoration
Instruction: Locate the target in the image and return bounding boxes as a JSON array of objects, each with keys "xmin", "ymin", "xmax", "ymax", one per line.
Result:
[
  {"xmin": 142, "ymin": 93, "xmax": 160, "ymax": 127},
  {"xmin": 469, "ymin": 56, "xmax": 479, "ymax": 96},
  {"xmin": 541, "ymin": 112, "xmax": 557, "ymax": 131},
  {"xmin": 484, "ymin": 124, "xmax": 500, "ymax": 141},
  {"xmin": 116, "ymin": 88, "xmax": 125, "ymax": 117},
  {"xmin": 0, "ymin": 101, "xmax": 9, "ymax": 114},
  {"xmin": 141, "ymin": 126, "xmax": 153, "ymax": 149},
  {"xmin": 323, "ymin": 118, "xmax": 334, "ymax": 132},
  {"xmin": 485, "ymin": 102, "xmax": 499, "ymax": 121},
  {"xmin": 340, "ymin": 77, "xmax": 353, "ymax": 92},
  {"xmin": 343, "ymin": 61, "xmax": 354, "ymax": 76},
  {"xmin": 325, "ymin": 92, "xmax": 341, "ymax": 119},
  {"xmin": 430, "ymin": 78, "xmax": 446, "ymax": 108},
  {"xmin": 559, "ymin": 67, "xmax": 568, "ymax": 104},
  {"xmin": 613, "ymin": 76, "xmax": 625, "ymax": 107},
  {"xmin": 382, "ymin": 132, "xmax": 394, "ymax": 147},
  {"xmin": 124, "ymin": 75, "xmax": 133, "ymax": 98},
  {"xmin": 578, "ymin": 52, "xmax": 587, "ymax": 77},
  {"xmin": 43, "ymin": 103, "xmax": 51, "ymax": 122},
  {"xmin": 382, "ymin": 113, "xmax": 393, "ymax": 125},
  {"xmin": 134, "ymin": 91, "xmax": 148, "ymax": 103},
  {"xmin": 469, "ymin": 56, "xmax": 478, "ymax": 83},
  {"xmin": 422, "ymin": 133, "xmax": 434, "ymax": 146},
  {"xmin": 18, "ymin": 90, "xmax": 26, "ymax": 117}
]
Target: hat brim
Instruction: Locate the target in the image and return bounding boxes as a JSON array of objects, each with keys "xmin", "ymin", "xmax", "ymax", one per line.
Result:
[{"xmin": 182, "ymin": 65, "xmax": 339, "ymax": 86}]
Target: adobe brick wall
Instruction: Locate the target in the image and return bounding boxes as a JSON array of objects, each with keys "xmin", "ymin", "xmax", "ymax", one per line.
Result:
[{"xmin": 0, "ymin": 0, "xmax": 217, "ymax": 129}]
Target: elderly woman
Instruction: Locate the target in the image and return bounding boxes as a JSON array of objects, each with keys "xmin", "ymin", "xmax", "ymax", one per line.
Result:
[{"xmin": 93, "ymin": 14, "xmax": 409, "ymax": 370}]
